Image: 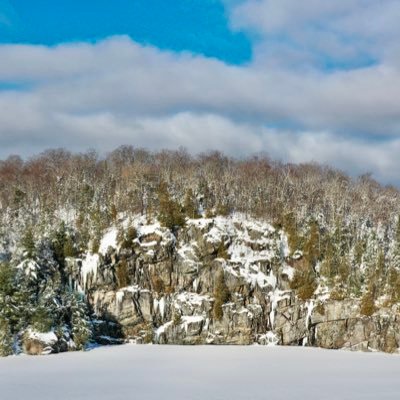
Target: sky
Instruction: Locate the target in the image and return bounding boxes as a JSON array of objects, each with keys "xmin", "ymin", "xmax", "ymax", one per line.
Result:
[{"xmin": 1, "ymin": 1, "xmax": 400, "ymax": 184}]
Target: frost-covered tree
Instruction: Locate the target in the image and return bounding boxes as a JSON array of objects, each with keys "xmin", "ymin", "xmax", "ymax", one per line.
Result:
[{"xmin": 68, "ymin": 292, "xmax": 92, "ymax": 350}]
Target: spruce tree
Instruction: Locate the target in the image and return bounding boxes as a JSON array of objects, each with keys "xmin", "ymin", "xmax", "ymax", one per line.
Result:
[{"xmin": 69, "ymin": 293, "xmax": 91, "ymax": 350}]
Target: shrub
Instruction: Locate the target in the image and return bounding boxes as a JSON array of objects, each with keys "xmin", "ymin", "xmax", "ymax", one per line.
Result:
[
  {"xmin": 314, "ymin": 302, "xmax": 325, "ymax": 316},
  {"xmin": 173, "ymin": 311, "xmax": 182, "ymax": 326},
  {"xmin": 360, "ymin": 291, "xmax": 376, "ymax": 316},
  {"xmin": 152, "ymin": 275, "xmax": 165, "ymax": 294},
  {"xmin": 297, "ymin": 280, "xmax": 317, "ymax": 301},
  {"xmin": 215, "ymin": 202, "xmax": 230, "ymax": 217},
  {"xmin": 213, "ymin": 272, "xmax": 230, "ymax": 321},
  {"xmin": 90, "ymin": 236, "xmax": 101, "ymax": 254},
  {"xmin": 120, "ymin": 227, "xmax": 137, "ymax": 249},
  {"xmin": 329, "ymin": 287, "xmax": 346, "ymax": 301},
  {"xmin": 116, "ymin": 259, "xmax": 129, "ymax": 288},
  {"xmin": 217, "ymin": 243, "xmax": 229, "ymax": 260},
  {"xmin": 290, "ymin": 259, "xmax": 317, "ymax": 300},
  {"xmin": 282, "ymin": 212, "xmax": 302, "ymax": 254},
  {"xmin": 205, "ymin": 208, "xmax": 216, "ymax": 218}
]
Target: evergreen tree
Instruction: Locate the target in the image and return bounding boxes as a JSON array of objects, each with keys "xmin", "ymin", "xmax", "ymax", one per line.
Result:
[
  {"xmin": 30, "ymin": 305, "xmax": 54, "ymax": 333},
  {"xmin": 183, "ymin": 189, "xmax": 200, "ymax": 219},
  {"xmin": 21, "ymin": 227, "xmax": 36, "ymax": 259},
  {"xmin": 0, "ymin": 263, "xmax": 32, "ymax": 338},
  {"xmin": 0, "ymin": 318, "xmax": 14, "ymax": 357},
  {"xmin": 157, "ymin": 182, "xmax": 185, "ymax": 229},
  {"xmin": 69, "ymin": 293, "xmax": 92, "ymax": 350}
]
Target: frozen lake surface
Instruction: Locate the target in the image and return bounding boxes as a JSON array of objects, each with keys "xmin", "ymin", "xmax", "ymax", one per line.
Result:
[{"xmin": 0, "ymin": 345, "xmax": 399, "ymax": 400}]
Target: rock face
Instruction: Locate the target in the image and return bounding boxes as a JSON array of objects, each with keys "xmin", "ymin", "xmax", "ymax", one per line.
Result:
[{"xmin": 68, "ymin": 215, "xmax": 400, "ymax": 353}]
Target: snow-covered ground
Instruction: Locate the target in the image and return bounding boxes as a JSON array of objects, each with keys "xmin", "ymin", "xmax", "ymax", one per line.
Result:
[{"xmin": 0, "ymin": 346, "xmax": 398, "ymax": 400}]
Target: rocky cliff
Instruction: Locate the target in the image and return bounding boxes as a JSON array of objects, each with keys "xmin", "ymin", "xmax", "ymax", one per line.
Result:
[{"xmin": 55, "ymin": 214, "xmax": 399, "ymax": 354}]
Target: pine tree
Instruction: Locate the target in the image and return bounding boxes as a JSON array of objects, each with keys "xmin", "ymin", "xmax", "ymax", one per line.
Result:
[
  {"xmin": 69, "ymin": 293, "xmax": 91, "ymax": 350},
  {"xmin": 157, "ymin": 182, "xmax": 185, "ymax": 229},
  {"xmin": 52, "ymin": 222, "xmax": 68, "ymax": 264},
  {"xmin": 0, "ymin": 263, "xmax": 32, "ymax": 336},
  {"xmin": 183, "ymin": 189, "xmax": 200, "ymax": 219}
]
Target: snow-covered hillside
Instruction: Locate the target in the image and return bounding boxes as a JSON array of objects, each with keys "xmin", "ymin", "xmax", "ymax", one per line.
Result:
[{"xmin": 2, "ymin": 211, "xmax": 400, "ymax": 355}]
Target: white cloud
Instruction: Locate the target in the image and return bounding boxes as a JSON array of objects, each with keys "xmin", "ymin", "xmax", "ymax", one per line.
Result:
[
  {"xmin": 0, "ymin": 35, "xmax": 400, "ymax": 183},
  {"xmin": 227, "ymin": 0, "xmax": 400, "ymax": 68}
]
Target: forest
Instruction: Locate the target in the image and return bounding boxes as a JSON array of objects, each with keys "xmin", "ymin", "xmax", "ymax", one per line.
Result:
[{"xmin": 1, "ymin": 146, "xmax": 400, "ymax": 355}]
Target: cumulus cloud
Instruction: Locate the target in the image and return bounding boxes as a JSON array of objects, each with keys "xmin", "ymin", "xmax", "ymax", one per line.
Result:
[{"xmin": 227, "ymin": 0, "xmax": 400, "ymax": 68}]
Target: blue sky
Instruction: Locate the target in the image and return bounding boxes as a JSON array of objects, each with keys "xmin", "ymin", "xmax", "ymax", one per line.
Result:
[
  {"xmin": 1, "ymin": 0, "xmax": 400, "ymax": 184},
  {"xmin": 0, "ymin": 0, "xmax": 251, "ymax": 64}
]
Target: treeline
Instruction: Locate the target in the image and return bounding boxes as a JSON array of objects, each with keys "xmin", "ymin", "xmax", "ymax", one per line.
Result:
[{"xmin": 1, "ymin": 145, "xmax": 398, "ymax": 227}]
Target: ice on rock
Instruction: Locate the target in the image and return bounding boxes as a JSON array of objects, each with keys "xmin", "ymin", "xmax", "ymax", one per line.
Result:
[{"xmin": 80, "ymin": 253, "xmax": 100, "ymax": 289}]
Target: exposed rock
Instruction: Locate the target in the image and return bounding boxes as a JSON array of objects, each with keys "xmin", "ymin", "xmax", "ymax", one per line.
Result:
[
  {"xmin": 58, "ymin": 215, "xmax": 400, "ymax": 353},
  {"xmin": 23, "ymin": 330, "xmax": 65, "ymax": 355}
]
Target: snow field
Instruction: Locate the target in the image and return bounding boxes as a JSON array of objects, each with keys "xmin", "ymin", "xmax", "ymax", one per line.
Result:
[{"xmin": 0, "ymin": 345, "xmax": 399, "ymax": 400}]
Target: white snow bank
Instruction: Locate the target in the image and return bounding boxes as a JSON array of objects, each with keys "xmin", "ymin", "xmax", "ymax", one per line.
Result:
[
  {"xmin": 27, "ymin": 330, "xmax": 58, "ymax": 345},
  {"xmin": 0, "ymin": 346, "xmax": 399, "ymax": 400}
]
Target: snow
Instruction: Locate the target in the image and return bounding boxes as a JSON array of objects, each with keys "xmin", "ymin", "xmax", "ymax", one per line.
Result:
[
  {"xmin": 159, "ymin": 297, "xmax": 166, "ymax": 319},
  {"xmin": 268, "ymin": 290, "xmax": 290, "ymax": 329},
  {"xmin": 99, "ymin": 228, "xmax": 118, "ymax": 255},
  {"xmin": 17, "ymin": 259, "xmax": 40, "ymax": 279},
  {"xmin": 80, "ymin": 253, "xmax": 100, "ymax": 289},
  {"xmin": 156, "ymin": 321, "xmax": 173, "ymax": 337},
  {"xmin": 27, "ymin": 329, "xmax": 58, "ymax": 345},
  {"xmin": 26, "ymin": 329, "xmax": 58, "ymax": 355},
  {"xmin": 0, "ymin": 346, "xmax": 399, "ymax": 400},
  {"xmin": 191, "ymin": 214, "xmax": 285, "ymax": 290},
  {"xmin": 258, "ymin": 331, "xmax": 279, "ymax": 346},
  {"xmin": 305, "ymin": 300, "xmax": 315, "ymax": 329},
  {"xmin": 176, "ymin": 292, "xmax": 210, "ymax": 306},
  {"xmin": 281, "ymin": 263, "xmax": 295, "ymax": 280},
  {"xmin": 181, "ymin": 315, "xmax": 204, "ymax": 332}
]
